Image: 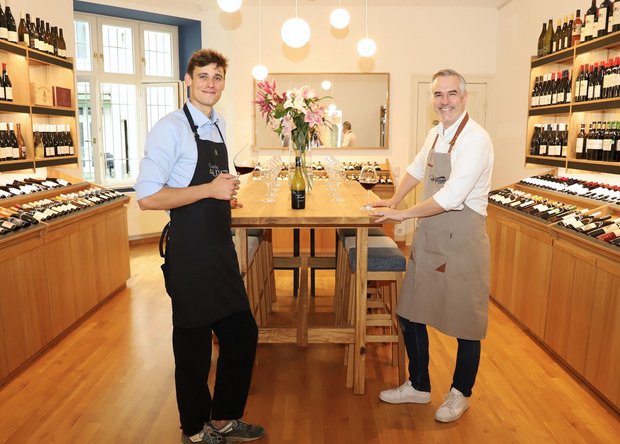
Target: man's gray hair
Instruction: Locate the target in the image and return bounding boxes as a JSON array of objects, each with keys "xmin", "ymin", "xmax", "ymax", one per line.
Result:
[{"xmin": 431, "ymin": 69, "xmax": 467, "ymax": 94}]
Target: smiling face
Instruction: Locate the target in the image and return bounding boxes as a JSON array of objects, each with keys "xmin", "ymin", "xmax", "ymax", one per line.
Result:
[
  {"xmin": 184, "ymin": 63, "xmax": 226, "ymax": 118},
  {"xmin": 432, "ymin": 74, "xmax": 467, "ymax": 128}
]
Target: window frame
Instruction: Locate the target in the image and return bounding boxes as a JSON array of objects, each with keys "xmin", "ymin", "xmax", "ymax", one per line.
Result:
[{"xmin": 74, "ymin": 12, "xmax": 179, "ymax": 187}]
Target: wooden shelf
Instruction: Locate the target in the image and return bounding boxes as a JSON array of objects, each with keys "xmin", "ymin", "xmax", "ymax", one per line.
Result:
[
  {"xmin": 525, "ymin": 156, "xmax": 567, "ymax": 168},
  {"xmin": 571, "ymin": 97, "xmax": 620, "ymax": 112},
  {"xmin": 528, "ymin": 104, "xmax": 570, "ymax": 116},
  {"xmin": 31, "ymin": 106, "xmax": 75, "ymax": 117},
  {"xmin": 0, "ymin": 160, "xmax": 34, "ymax": 172},
  {"xmin": 575, "ymin": 29, "xmax": 620, "ymax": 55},
  {"xmin": 0, "ymin": 103, "xmax": 31, "ymax": 114},
  {"xmin": 566, "ymin": 160, "xmax": 620, "ymax": 174},
  {"xmin": 35, "ymin": 156, "xmax": 79, "ymax": 168},
  {"xmin": 530, "ymin": 47, "xmax": 574, "ymax": 68}
]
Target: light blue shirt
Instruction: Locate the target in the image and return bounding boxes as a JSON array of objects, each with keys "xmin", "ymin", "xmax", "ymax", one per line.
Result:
[{"xmin": 134, "ymin": 100, "xmax": 227, "ymax": 200}]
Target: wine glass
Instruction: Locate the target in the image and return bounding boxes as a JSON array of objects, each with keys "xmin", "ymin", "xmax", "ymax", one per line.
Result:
[
  {"xmin": 233, "ymin": 144, "xmax": 259, "ymax": 178},
  {"xmin": 358, "ymin": 165, "xmax": 379, "ymax": 210}
]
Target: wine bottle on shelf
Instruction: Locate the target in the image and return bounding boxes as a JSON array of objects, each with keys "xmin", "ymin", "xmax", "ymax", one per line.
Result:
[
  {"xmin": 45, "ymin": 21, "xmax": 52, "ymax": 54},
  {"xmin": 291, "ymin": 156, "xmax": 306, "ymax": 210},
  {"xmin": 598, "ymin": 0, "xmax": 612, "ymax": 38},
  {"xmin": 0, "ymin": 3, "xmax": 6, "ymax": 42},
  {"xmin": 51, "ymin": 26, "xmax": 58, "ymax": 57},
  {"xmin": 2, "ymin": 63, "xmax": 12, "ymax": 102},
  {"xmin": 565, "ymin": 15, "xmax": 572, "ymax": 49},
  {"xmin": 57, "ymin": 28, "xmax": 66, "ymax": 58},
  {"xmin": 25, "ymin": 12, "xmax": 33, "ymax": 49},
  {"xmin": 584, "ymin": 0, "xmax": 597, "ymax": 42},
  {"xmin": 537, "ymin": 22, "xmax": 546, "ymax": 57},
  {"xmin": 15, "ymin": 122, "xmax": 25, "ymax": 159},
  {"xmin": 17, "ymin": 10, "xmax": 27, "ymax": 46},
  {"xmin": 572, "ymin": 10, "xmax": 583, "ymax": 46},
  {"xmin": 543, "ymin": 19, "xmax": 553, "ymax": 56},
  {"xmin": 33, "ymin": 17, "xmax": 41, "ymax": 51},
  {"xmin": 4, "ymin": 1, "xmax": 16, "ymax": 43},
  {"xmin": 552, "ymin": 18, "xmax": 562, "ymax": 53},
  {"xmin": 576, "ymin": 123, "xmax": 586, "ymax": 159},
  {"xmin": 614, "ymin": 1, "xmax": 620, "ymax": 32}
]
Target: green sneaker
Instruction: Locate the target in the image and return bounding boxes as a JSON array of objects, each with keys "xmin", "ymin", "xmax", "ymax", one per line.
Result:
[
  {"xmin": 210, "ymin": 420, "xmax": 265, "ymax": 442},
  {"xmin": 181, "ymin": 426, "xmax": 227, "ymax": 444}
]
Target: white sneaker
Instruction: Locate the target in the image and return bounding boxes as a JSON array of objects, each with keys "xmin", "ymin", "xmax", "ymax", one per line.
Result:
[
  {"xmin": 379, "ymin": 380, "xmax": 431, "ymax": 404},
  {"xmin": 434, "ymin": 387, "xmax": 470, "ymax": 422}
]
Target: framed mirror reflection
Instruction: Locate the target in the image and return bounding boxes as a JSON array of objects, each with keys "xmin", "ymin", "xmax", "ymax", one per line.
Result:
[{"xmin": 253, "ymin": 73, "xmax": 389, "ymax": 150}]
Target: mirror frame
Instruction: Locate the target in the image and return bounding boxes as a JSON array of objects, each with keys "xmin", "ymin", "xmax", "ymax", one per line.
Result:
[{"xmin": 252, "ymin": 72, "xmax": 390, "ymax": 150}]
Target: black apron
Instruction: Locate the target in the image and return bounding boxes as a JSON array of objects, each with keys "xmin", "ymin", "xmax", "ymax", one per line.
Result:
[{"xmin": 161, "ymin": 104, "xmax": 249, "ymax": 328}]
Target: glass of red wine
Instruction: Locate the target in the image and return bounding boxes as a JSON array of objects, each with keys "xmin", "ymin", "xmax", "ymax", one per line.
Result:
[
  {"xmin": 359, "ymin": 165, "xmax": 379, "ymax": 210},
  {"xmin": 233, "ymin": 145, "xmax": 259, "ymax": 179}
]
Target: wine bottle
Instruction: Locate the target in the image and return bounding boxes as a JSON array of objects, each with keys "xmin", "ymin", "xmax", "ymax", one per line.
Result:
[
  {"xmin": 16, "ymin": 122, "xmax": 25, "ymax": 159},
  {"xmin": 291, "ymin": 156, "xmax": 306, "ymax": 210},
  {"xmin": 552, "ymin": 18, "xmax": 562, "ymax": 53},
  {"xmin": 45, "ymin": 21, "xmax": 51, "ymax": 54},
  {"xmin": 17, "ymin": 10, "xmax": 27, "ymax": 46},
  {"xmin": 2, "ymin": 63, "xmax": 11, "ymax": 102},
  {"xmin": 584, "ymin": 0, "xmax": 598, "ymax": 42},
  {"xmin": 34, "ymin": 17, "xmax": 41, "ymax": 51},
  {"xmin": 25, "ymin": 12, "xmax": 33, "ymax": 49},
  {"xmin": 57, "ymin": 28, "xmax": 66, "ymax": 58},
  {"xmin": 572, "ymin": 9, "xmax": 583, "ymax": 46},
  {"xmin": 537, "ymin": 22, "xmax": 546, "ymax": 57},
  {"xmin": 598, "ymin": 0, "xmax": 612, "ymax": 37},
  {"xmin": 614, "ymin": 0, "xmax": 620, "ymax": 32},
  {"xmin": 5, "ymin": 1, "xmax": 16, "ymax": 43},
  {"xmin": 0, "ymin": 2, "xmax": 7, "ymax": 41},
  {"xmin": 543, "ymin": 19, "xmax": 553, "ymax": 56}
]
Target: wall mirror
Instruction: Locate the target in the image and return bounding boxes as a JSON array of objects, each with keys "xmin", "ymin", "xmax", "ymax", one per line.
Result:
[{"xmin": 253, "ymin": 73, "xmax": 389, "ymax": 149}]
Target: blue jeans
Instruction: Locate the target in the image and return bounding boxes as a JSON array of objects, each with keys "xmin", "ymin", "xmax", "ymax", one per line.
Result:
[{"xmin": 398, "ymin": 316, "xmax": 480, "ymax": 397}]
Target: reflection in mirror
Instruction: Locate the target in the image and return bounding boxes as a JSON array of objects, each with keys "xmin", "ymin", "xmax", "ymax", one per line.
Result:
[{"xmin": 253, "ymin": 73, "xmax": 389, "ymax": 149}]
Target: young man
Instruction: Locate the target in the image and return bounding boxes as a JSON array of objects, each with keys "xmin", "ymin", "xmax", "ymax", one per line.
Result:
[
  {"xmin": 370, "ymin": 69, "xmax": 494, "ymax": 423},
  {"xmin": 341, "ymin": 121, "xmax": 356, "ymax": 147},
  {"xmin": 135, "ymin": 49, "xmax": 265, "ymax": 444}
]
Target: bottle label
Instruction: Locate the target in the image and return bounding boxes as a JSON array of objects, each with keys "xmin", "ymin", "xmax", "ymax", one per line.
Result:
[
  {"xmin": 23, "ymin": 34, "xmax": 29, "ymax": 46},
  {"xmin": 576, "ymin": 137, "xmax": 585, "ymax": 152},
  {"xmin": 5, "ymin": 87, "xmax": 12, "ymax": 101},
  {"xmin": 0, "ymin": 27, "xmax": 7, "ymax": 40},
  {"xmin": 7, "ymin": 30, "xmax": 17, "ymax": 43},
  {"xmin": 591, "ymin": 139, "xmax": 603, "ymax": 150},
  {"xmin": 594, "ymin": 84, "xmax": 602, "ymax": 98},
  {"xmin": 291, "ymin": 190, "xmax": 305, "ymax": 209},
  {"xmin": 603, "ymin": 139, "xmax": 613, "ymax": 151}
]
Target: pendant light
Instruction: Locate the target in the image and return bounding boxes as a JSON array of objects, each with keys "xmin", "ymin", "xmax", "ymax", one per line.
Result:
[
  {"xmin": 357, "ymin": 0, "xmax": 376, "ymax": 57},
  {"xmin": 330, "ymin": 0, "xmax": 350, "ymax": 29},
  {"xmin": 281, "ymin": 0, "xmax": 311, "ymax": 48},
  {"xmin": 217, "ymin": 0, "xmax": 242, "ymax": 13},
  {"xmin": 252, "ymin": 0, "xmax": 268, "ymax": 80}
]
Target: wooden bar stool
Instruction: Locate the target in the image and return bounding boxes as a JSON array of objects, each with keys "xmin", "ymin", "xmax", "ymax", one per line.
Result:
[{"xmin": 336, "ymin": 235, "xmax": 407, "ymax": 388}]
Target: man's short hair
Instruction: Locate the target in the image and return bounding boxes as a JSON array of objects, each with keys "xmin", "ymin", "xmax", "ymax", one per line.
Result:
[
  {"xmin": 186, "ymin": 49, "xmax": 229, "ymax": 77},
  {"xmin": 431, "ymin": 69, "xmax": 467, "ymax": 94},
  {"xmin": 343, "ymin": 121, "xmax": 352, "ymax": 130}
]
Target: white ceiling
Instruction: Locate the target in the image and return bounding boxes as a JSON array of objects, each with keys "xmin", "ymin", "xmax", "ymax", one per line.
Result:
[{"xmin": 274, "ymin": 0, "xmax": 512, "ymax": 7}]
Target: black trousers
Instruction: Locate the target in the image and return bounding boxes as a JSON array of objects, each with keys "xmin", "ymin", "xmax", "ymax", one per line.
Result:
[
  {"xmin": 173, "ymin": 310, "xmax": 258, "ymax": 436},
  {"xmin": 399, "ymin": 316, "xmax": 481, "ymax": 397}
]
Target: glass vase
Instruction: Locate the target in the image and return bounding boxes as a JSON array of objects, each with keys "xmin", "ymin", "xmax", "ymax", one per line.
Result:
[{"xmin": 288, "ymin": 143, "xmax": 313, "ymax": 192}]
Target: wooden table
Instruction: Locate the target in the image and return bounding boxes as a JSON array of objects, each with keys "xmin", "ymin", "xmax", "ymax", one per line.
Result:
[{"xmin": 232, "ymin": 179, "xmax": 381, "ymax": 394}]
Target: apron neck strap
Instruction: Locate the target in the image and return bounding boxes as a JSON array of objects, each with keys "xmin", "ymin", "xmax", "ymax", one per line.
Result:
[
  {"xmin": 183, "ymin": 103, "xmax": 226, "ymax": 147},
  {"xmin": 448, "ymin": 113, "xmax": 469, "ymax": 153}
]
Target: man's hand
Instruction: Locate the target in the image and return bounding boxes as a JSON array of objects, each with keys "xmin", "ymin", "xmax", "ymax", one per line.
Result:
[
  {"xmin": 371, "ymin": 207, "xmax": 405, "ymax": 223},
  {"xmin": 367, "ymin": 198, "xmax": 395, "ymax": 209},
  {"xmin": 207, "ymin": 173, "xmax": 240, "ymax": 201}
]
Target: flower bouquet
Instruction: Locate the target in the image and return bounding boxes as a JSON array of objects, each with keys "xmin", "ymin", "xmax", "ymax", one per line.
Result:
[{"xmin": 254, "ymin": 80, "xmax": 332, "ymax": 190}]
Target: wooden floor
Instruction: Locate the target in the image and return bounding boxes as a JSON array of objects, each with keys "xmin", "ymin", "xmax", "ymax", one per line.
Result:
[{"xmin": 0, "ymin": 243, "xmax": 618, "ymax": 443}]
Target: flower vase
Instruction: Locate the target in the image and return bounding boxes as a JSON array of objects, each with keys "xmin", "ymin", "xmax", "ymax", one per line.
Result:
[{"xmin": 288, "ymin": 144, "xmax": 313, "ymax": 192}]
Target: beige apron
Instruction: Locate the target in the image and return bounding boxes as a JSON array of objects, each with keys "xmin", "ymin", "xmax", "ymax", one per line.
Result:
[{"xmin": 397, "ymin": 114, "xmax": 490, "ymax": 340}]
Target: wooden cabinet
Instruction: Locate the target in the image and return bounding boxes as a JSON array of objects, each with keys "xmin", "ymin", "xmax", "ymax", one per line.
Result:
[
  {"xmin": 0, "ymin": 180, "xmax": 130, "ymax": 384},
  {"xmin": 526, "ymin": 32, "xmax": 620, "ymax": 174},
  {"xmin": 0, "ymin": 40, "xmax": 77, "ymax": 172},
  {"xmin": 488, "ymin": 182, "xmax": 620, "ymax": 412}
]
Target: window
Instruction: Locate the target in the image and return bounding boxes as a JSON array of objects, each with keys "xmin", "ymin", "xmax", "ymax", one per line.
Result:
[{"xmin": 74, "ymin": 13, "xmax": 181, "ymax": 186}]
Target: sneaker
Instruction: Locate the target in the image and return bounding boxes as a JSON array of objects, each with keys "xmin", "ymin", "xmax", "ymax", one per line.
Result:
[
  {"xmin": 210, "ymin": 420, "xmax": 265, "ymax": 442},
  {"xmin": 435, "ymin": 387, "xmax": 470, "ymax": 422},
  {"xmin": 379, "ymin": 380, "xmax": 431, "ymax": 404},
  {"xmin": 181, "ymin": 426, "xmax": 227, "ymax": 444}
]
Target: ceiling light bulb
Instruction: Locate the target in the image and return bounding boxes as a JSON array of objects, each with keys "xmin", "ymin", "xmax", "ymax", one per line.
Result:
[
  {"xmin": 252, "ymin": 64, "xmax": 269, "ymax": 81},
  {"xmin": 321, "ymin": 80, "xmax": 332, "ymax": 90},
  {"xmin": 330, "ymin": 8, "xmax": 350, "ymax": 29},
  {"xmin": 328, "ymin": 103, "xmax": 337, "ymax": 112},
  {"xmin": 217, "ymin": 0, "xmax": 242, "ymax": 13},
  {"xmin": 281, "ymin": 17, "xmax": 311, "ymax": 48},
  {"xmin": 357, "ymin": 38, "xmax": 376, "ymax": 57}
]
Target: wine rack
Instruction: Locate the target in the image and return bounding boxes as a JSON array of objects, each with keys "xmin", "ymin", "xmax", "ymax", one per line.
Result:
[
  {"xmin": 0, "ymin": 39, "xmax": 77, "ymax": 172},
  {"xmin": 487, "ymin": 175, "xmax": 619, "ymax": 412},
  {"xmin": 526, "ymin": 28, "xmax": 620, "ymax": 175}
]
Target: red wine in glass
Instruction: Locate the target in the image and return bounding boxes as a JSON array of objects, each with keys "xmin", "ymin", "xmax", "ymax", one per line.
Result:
[
  {"xmin": 360, "ymin": 181, "xmax": 377, "ymax": 191},
  {"xmin": 234, "ymin": 165, "xmax": 256, "ymax": 176}
]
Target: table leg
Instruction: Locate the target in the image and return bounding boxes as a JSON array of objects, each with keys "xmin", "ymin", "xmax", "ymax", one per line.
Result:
[
  {"xmin": 297, "ymin": 255, "xmax": 309, "ymax": 346},
  {"xmin": 293, "ymin": 228, "xmax": 300, "ymax": 297},
  {"xmin": 353, "ymin": 227, "xmax": 368, "ymax": 395},
  {"xmin": 234, "ymin": 228, "xmax": 248, "ymax": 287}
]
